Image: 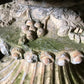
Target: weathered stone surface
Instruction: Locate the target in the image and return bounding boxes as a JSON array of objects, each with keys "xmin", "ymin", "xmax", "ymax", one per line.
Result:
[
  {"xmin": 31, "ymin": 7, "xmax": 53, "ymax": 21},
  {"xmin": 81, "ymin": 35, "xmax": 84, "ymax": 44},
  {"xmin": 74, "ymin": 34, "xmax": 81, "ymax": 43},
  {"xmin": 50, "ymin": 15, "xmax": 68, "ymax": 29},
  {"xmin": 68, "ymin": 32, "xmax": 75, "ymax": 40},
  {"xmin": 0, "ymin": 38, "xmax": 9, "ymax": 55},
  {"xmin": 74, "ymin": 28, "xmax": 79, "ymax": 33},
  {"xmin": 78, "ymin": 28, "xmax": 83, "ymax": 34},
  {"xmin": 10, "ymin": 4, "xmax": 28, "ymax": 18},
  {"xmin": 17, "ymin": 0, "xmax": 84, "ymax": 8},
  {"xmin": 57, "ymin": 26, "xmax": 69, "ymax": 37},
  {"xmin": 0, "ymin": 0, "xmax": 84, "ymax": 83}
]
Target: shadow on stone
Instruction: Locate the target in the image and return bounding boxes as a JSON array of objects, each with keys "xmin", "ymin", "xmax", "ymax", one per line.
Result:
[
  {"xmin": 0, "ymin": 51, "xmax": 4, "ymax": 60},
  {"xmin": 0, "ymin": 0, "xmax": 12, "ymax": 5}
]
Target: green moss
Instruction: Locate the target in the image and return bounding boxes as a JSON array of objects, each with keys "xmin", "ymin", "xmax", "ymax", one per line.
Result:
[
  {"xmin": 0, "ymin": 26, "xmax": 84, "ymax": 52},
  {"xmin": 27, "ymin": 37, "xmax": 84, "ymax": 52},
  {"xmin": 24, "ymin": 74, "xmax": 32, "ymax": 83},
  {"xmin": 27, "ymin": 37, "xmax": 64, "ymax": 52},
  {"xmin": 13, "ymin": 71, "xmax": 24, "ymax": 84},
  {"xmin": 0, "ymin": 26, "xmax": 20, "ymax": 46},
  {"xmin": 11, "ymin": 62, "xmax": 21, "ymax": 78}
]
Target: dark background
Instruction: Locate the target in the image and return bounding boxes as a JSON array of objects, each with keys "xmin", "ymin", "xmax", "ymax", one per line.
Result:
[
  {"xmin": 0, "ymin": 0, "xmax": 12, "ymax": 4},
  {"xmin": 0, "ymin": 0, "xmax": 83, "ymax": 4}
]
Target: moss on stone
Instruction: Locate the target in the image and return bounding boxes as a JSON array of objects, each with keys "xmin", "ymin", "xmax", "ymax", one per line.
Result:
[
  {"xmin": 11, "ymin": 62, "xmax": 21, "ymax": 79},
  {"xmin": 13, "ymin": 71, "xmax": 24, "ymax": 84},
  {"xmin": 0, "ymin": 26, "xmax": 84, "ymax": 53},
  {"xmin": 0, "ymin": 26, "xmax": 20, "ymax": 46},
  {"xmin": 27, "ymin": 37, "xmax": 84, "ymax": 52}
]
